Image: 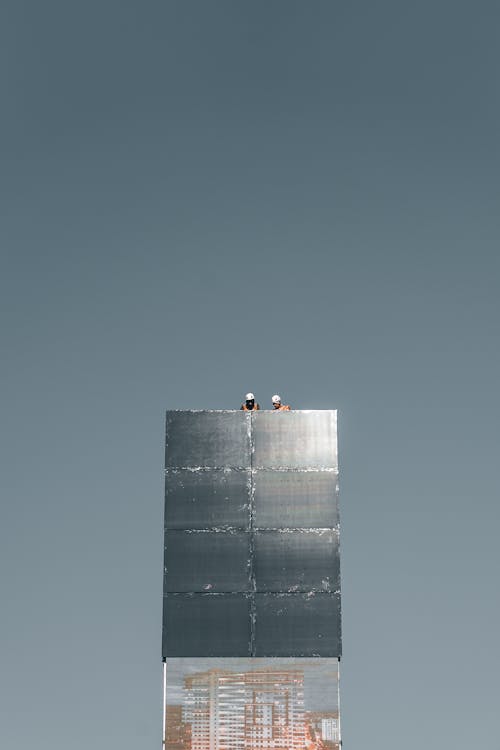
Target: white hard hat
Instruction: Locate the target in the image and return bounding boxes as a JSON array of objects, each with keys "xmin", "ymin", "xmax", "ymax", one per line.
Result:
[
  {"xmin": 272, "ymin": 394, "xmax": 281, "ymax": 404},
  {"xmin": 245, "ymin": 393, "xmax": 255, "ymax": 400}
]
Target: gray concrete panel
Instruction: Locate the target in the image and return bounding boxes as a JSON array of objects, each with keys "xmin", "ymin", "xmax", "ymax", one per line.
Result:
[
  {"xmin": 253, "ymin": 469, "xmax": 338, "ymax": 529},
  {"xmin": 166, "ymin": 411, "xmax": 251, "ymax": 468},
  {"xmin": 254, "ymin": 593, "xmax": 341, "ymax": 657},
  {"xmin": 254, "ymin": 530, "xmax": 340, "ymax": 593},
  {"xmin": 165, "ymin": 469, "xmax": 250, "ymax": 530},
  {"xmin": 252, "ymin": 411, "xmax": 337, "ymax": 469},
  {"xmin": 164, "ymin": 531, "xmax": 251, "ymax": 592},
  {"xmin": 163, "ymin": 594, "xmax": 251, "ymax": 657}
]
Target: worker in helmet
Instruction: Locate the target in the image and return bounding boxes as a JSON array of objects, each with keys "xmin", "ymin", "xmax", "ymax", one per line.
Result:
[
  {"xmin": 271, "ymin": 394, "xmax": 291, "ymax": 411},
  {"xmin": 240, "ymin": 392, "xmax": 260, "ymax": 411}
]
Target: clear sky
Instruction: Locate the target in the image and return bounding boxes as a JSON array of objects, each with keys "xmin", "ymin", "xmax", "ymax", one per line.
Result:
[{"xmin": 1, "ymin": 2, "xmax": 499, "ymax": 749}]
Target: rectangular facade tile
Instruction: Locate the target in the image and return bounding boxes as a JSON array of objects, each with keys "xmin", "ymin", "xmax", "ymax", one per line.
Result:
[
  {"xmin": 254, "ymin": 593, "xmax": 341, "ymax": 657},
  {"xmin": 166, "ymin": 411, "xmax": 251, "ymax": 469},
  {"xmin": 253, "ymin": 530, "xmax": 340, "ymax": 593},
  {"xmin": 165, "ymin": 469, "xmax": 250, "ymax": 530},
  {"xmin": 164, "ymin": 530, "xmax": 251, "ymax": 593},
  {"xmin": 253, "ymin": 469, "xmax": 339, "ymax": 529},
  {"xmin": 163, "ymin": 594, "xmax": 251, "ymax": 657},
  {"xmin": 252, "ymin": 411, "xmax": 338, "ymax": 470}
]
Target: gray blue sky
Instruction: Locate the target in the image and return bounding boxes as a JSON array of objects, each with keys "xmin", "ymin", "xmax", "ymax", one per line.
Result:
[{"xmin": 1, "ymin": 2, "xmax": 499, "ymax": 749}]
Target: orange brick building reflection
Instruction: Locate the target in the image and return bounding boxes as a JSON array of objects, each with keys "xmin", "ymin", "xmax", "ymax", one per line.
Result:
[{"xmin": 175, "ymin": 668, "xmax": 305, "ymax": 750}]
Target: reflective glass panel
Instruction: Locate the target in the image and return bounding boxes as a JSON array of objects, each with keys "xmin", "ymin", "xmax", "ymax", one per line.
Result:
[{"xmin": 164, "ymin": 658, "xmax": 341, "ymax": 750}]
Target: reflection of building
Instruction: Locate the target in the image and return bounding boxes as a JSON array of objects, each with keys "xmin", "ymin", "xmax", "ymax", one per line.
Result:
[
  {"xmin": 320, "ymin": 718, "xmax": 339, "ymax": 742},
  {"xmin": 166, "ymin": 705, "xmax": 191, "ymax": 750},
  {"xmin": 304, "ymin": 712, "xmax": 339, "ymax": 749},
  {"xmin": 182, "ymin": 669, "xmax": 305, "ymax": 750}
]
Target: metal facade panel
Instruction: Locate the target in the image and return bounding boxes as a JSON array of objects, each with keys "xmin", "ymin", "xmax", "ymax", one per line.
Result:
[
  {"xmin": 164, "ymin": 531, "xmax": 251, "ymax": 592},
  {"xmin": 166, "ymin": 411, "xmax": 251, "ymax": 468},
  {"xmin": 254, "ymin": 593, "xmax": 341, "ymax": 657},
  {"xmin": 163, "ymin": 594, "xmax": 251, "ymax": 656},
  {"xmin": 165, "ymin": 469, "xmax": 250, "ymax": 530},
  {"xmin": 253, "ymin": 530, "xmax": 340, "ymax": 593},
  {"xmin": 252, "ymin": 411, "xmax": 338, "ymax": 469},
  {"xmin": 253, "ymin": 470, "xmax": 339, "ymax": 529}
]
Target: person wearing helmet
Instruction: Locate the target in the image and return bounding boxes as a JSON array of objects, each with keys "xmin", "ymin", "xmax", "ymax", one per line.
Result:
[
  {"xmin": 271, "ymin": 394, "xmax": 291, "ymax": 411},
  {"xmin": 240, "ymin": 392, "xmax": 260, "ymax": 411}
]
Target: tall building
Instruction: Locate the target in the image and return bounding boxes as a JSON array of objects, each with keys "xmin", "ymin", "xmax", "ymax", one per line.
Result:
[
  {"xmin": 304, "ymin": 711, "xmax": 340, "ymax": 749},
  {"xmin": 165, "ymin": 705, "xmax": 190, "ymax": 750},
  {"xmin": 163, "ymin": 410, "xmax": 341, "ymax": 748},
  {"xmin": 320, "ymin": 717, "xmax": 339, "ymax": 743},
  {"xmin": 183, "ymin": 668, "xmax": 305, "ymax": 750}
]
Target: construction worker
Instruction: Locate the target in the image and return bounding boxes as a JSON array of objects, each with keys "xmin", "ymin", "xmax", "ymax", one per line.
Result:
[
  {"xmin": 271, "ymin": 394, "xmax": 291, "ymax": 411},
  {"xmin": 240, "ymin": 392, "xmax": 260, "ymax": 411}
]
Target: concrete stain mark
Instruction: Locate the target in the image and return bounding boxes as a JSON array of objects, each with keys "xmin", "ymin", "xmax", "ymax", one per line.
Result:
[{"xmin": 181, "ymin": 527, "xmax": 247, "ymax": 534}]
